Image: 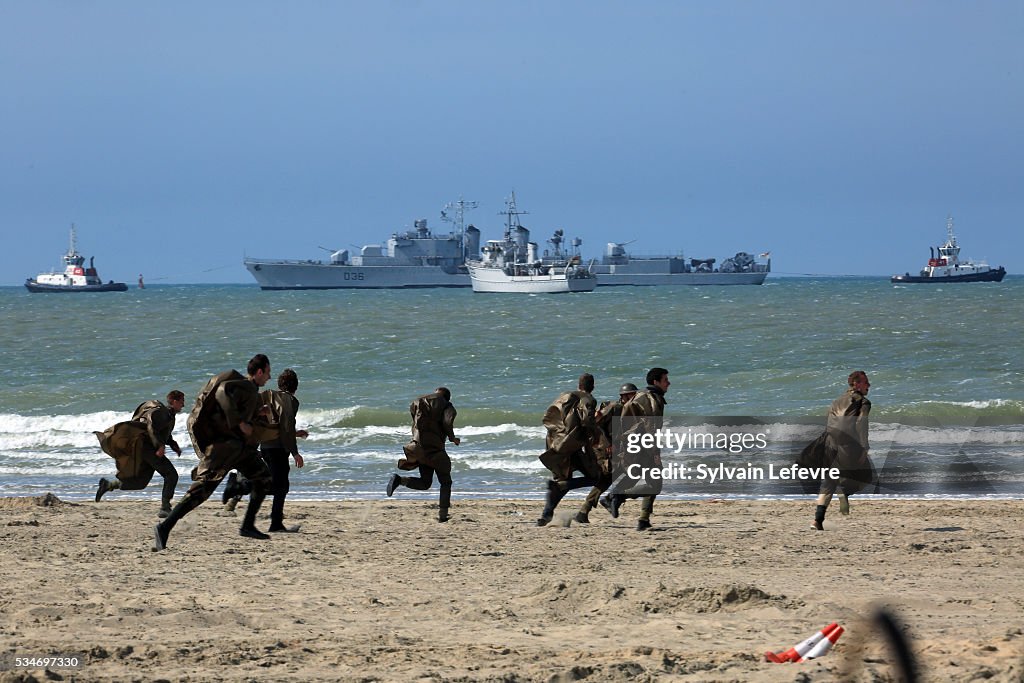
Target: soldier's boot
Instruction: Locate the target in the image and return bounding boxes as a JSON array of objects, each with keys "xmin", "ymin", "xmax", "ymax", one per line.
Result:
[
  {"xmin": 222, "ymin": 497, "xmax": 240, "ymax": 514},
  {"xmin": 537, "ymin": 480, "xmax": 566, "ymax": 526},
  {"xmin": 158, "ymin": 499, "xmax": 172, "ymax": 519},
  {"xmin": 812, "ymin": 504, "xmax": 827, "ymax": 530},
  {"xmin": 838, "ymin": 494, "xmax": 850, "ymax": 515},
  {"xmin": 637, "ymin": 495, "xmax": 654, "ymax": 531},
  {"xmin": 438, "ymin": 485, "xmax": 452, "ymax": 523},
  {"xmin": 95, "ymin": 477, "xmax": 119, "ymax": 502},
  {"xmin": 239, "ymin": 485, "xmax": 270, "ymax": 540},
  {"xmin": 386, "ymin": 473, "xmax": 402, "ymax": 497},
  {"xmin": 574, "ymin": 510, "xmax": 590, "ymax": 524}
]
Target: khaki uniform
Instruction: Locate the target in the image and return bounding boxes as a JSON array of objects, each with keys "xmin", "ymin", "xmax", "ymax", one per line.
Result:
[
  {"xmin": 95, "ymin": 400, "xmax": 180, "ymax": 505},
  {"xmin": 798, "ymin": 388, "xmax": 873, "ymax": 496},
  {"xmin": 186, "ymin": 370, "xmax": 274, "ymax": 485},
  {"xmin": 260, "ymin": 390, "xmax": 301, "ymax": 457},
  {"xmin": 537, "ymin": 389, "xmax": 600, "ymax": 522},
  {"xmin": 257, "ymin": 389, "xmax": 302, "ymax": 529},
  {"xmin": 612, "ymin": 386, "xmax": 667, "ymax": 522},
  {"xmin": 394, "ymin": 392, "xmax": 457, "ymax": 512},
  {"xmin": 578, "ymin": 397, "xmax": 627, "ymax": 515},
  {"xmin": 538, "ymin": 390, "xmax": 600, "ymax": 481}
]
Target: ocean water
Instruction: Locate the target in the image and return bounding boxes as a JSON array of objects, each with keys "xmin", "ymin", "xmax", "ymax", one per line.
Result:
[{"xmin": 1, "ymin": 277, "xmax": 1022, "ymax": 502}]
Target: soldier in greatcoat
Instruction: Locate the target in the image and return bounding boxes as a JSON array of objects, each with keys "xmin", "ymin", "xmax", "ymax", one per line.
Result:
[
  {"xmin": 599, "ymin": 367, "xmax": 670, "ymax": 531},
  {"xmin": 573, "ymin": 382, "xmax": 638, "ymax": 524},
  {"xmin": 535, "ymin": 373, "xmax": 601, "ymax": 527},
  {"xmin": 95, "ymin": 390, "xmax": 186, "ymax": 517},
  {"xmin": 797, "ymin": 370, "xmax": 874, "ymax": 530},
  {"xmin": 386, "ymin": 387, "xmax": 460, "ymax": 523},
  {"xmin": 221, "ymin": 368, "xmax": 309, "ymax": 531},
  {"xmin": 153, "ymin": 354, "xmax": 276, "ymax": 551}
]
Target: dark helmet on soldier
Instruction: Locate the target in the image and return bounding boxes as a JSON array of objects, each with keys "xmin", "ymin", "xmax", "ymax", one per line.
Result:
[{"xmin": 619, "ymin": 383, "xmax": 638, "ymax": 395}]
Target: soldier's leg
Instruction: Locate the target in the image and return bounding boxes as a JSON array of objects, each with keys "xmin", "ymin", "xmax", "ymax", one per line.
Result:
[
  {"xmin": 156, "ymin": 440, "xmax": 238, "ymax": 550},
  {"xmin": 236, "ymin": 450, "xmax": 273, "ymax": 538},
  {"xmin": 261, "ymin": 448, "xmax": 291, "ymax": 530},
  {"xmin": 538, "ymin": 480, "xmax": 568, "ymax": 524},
  {"xmin": 151, "ymin": 455, "xmax": 179, "ymax": 513},
  {"xmin": 813, "ymin": 472, "xmax": 838, "ymax": 529},
  {"xmin": 814, "ymin": 492, "xmax": 833, "ymax": 530},
  {"xmin": 580, "ymin": 486, "xmax": 601, "ymax": 513},
  {"xmin": 400, "ymin": 464, "xmax": 436, "ymax": 491},
  {"xmin": 115, "ymin": 464, "xmax": 157, "ymax": 492},
  {"xmin": 435, "ymin": 455, "xmax": 453, "ymax": 523},
  {"xmin": 135, "ymin": 448, "xmax": 177, "ymax": 507},
  {"xmin": 638, "ymin": 494, "xmax": 655, "ymax": 530},
  {"xmin": 156, "ymin": 477, "xmax": 220, "ymax": 547}
]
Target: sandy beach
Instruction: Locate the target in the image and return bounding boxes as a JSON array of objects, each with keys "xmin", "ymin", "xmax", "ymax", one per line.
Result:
[{"xmin": 1, "ymin": 495, "xmax": 1022, "ymax": 682}]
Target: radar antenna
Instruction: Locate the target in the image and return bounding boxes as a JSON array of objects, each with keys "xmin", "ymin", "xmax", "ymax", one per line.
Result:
[
  {"xmin": 442, "ymin": 196, "xmax": 478, "ymax": 260},
  {"xmin": 441, "ymin": 196, "xmax": 479, "ymax": 235},
  {"xmin": 499, "ymin": 191, "xmax": 529, "ymax": 240}
]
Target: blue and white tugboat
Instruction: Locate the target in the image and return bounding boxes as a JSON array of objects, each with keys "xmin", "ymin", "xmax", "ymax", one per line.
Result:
[
  {"xmin": 891, "ymin": 216, "xmax": 1006, "ymax": 284},
  {"xmin": 25, "ymin": 225, "xmax": 128, "ymax": 293}
]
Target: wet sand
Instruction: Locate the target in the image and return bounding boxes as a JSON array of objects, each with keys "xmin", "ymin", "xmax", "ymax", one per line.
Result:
[{"xmin": 1, "ymin": 496, "xmax": 1022, "ymax": 682}]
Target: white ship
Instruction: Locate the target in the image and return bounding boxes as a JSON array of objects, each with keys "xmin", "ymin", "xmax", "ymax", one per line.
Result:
[
  {"xmin": 25, "ymin": 225, "xmax": 127, "ymax": 293},
  {"xmin": 591, "ymin": 243, "xmax": 770, "ymax": 286},
  {"xmin": 467, "ymin": 194, "xmax": 597, "ymax": 294},
  {"xmin": 891, "ymin": 216, "xmax": 1006, "ymax": 284},
  {"xmin": 243, "ymin": 199, "xmax": 480, "ymax": 289}
]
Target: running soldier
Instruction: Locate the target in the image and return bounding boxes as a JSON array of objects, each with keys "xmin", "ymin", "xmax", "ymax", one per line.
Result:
[
  {"xmin": 95, "ymin": 390, "xmax": 186, "ymax": 518},
  {"xmin": 386, "ymin": 387, "xmax": 460, "ymax": 523},
  {"xmin": 221, "ymin": 368, "xmax": 309, "ymax": 532},
  {"xmin": 536, "ymin": 373, "xmax": 601, "ymax": 527},
  {"xmin": 153, "ymin": 354, "xmax": 276, "ymax": 551},
  {"xmin": 600, "ymin": 367, "xmax": 670, "ymax": 531},
  {"xmin": 798, "ymin": 370, "xmax": 874, "ymax": 530},
  {"xmin": 573, "ymin": 382, "xmax": 638, "ymax": 524}
]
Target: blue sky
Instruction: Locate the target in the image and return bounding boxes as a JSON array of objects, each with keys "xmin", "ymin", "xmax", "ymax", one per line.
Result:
[{"xmin": 2, "ymin": 1, "xmax": 1022, "ymax": 284}]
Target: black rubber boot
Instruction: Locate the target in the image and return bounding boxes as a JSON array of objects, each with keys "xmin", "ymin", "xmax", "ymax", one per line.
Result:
[
  {"xmin": 813, "ymin": 504, "xmax": 827, "ymax": 530},
  {"xmin": 240, "ymin": 484, "xmax": 270, "ymax": 540}
]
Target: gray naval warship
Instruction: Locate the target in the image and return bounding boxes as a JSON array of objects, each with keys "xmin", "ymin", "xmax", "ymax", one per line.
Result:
[
  {"xmin": 244, "ymin": 199, "xmax": 481, "ymax": 289},
  {"xmin": 243, "ymin": 195, "xmax": 770, "ymax": 289}
]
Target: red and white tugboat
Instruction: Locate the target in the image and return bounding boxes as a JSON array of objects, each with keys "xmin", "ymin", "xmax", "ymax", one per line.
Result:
[
  {"xmin": 25, "ymin": 225, "xmax": 128, "ymax": 293},
  {"xmin": 891, "ymin": 216, "xmax": 1006, "ymax": 284}
]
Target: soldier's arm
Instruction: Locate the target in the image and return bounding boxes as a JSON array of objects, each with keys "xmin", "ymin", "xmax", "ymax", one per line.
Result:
[
  {"xmin": 280, "ymin": 397, "xmax": 301, "ymax": 458},
  {"xmin": 443, "ymin": 406, "xmax": 459, "ymax": 445}
]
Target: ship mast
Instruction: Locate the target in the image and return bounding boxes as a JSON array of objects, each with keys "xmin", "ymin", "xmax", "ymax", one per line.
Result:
[
  {"xmin": 64, "ymin": 223, "xmax": 84, "ymax": 268},
  {"xmin": 441, "ymin": 196, "xmax": 478, "ymax": 259},
  {"xmin": 941, "ymin": 214, "xmax": 961, "ymax": 266},
  {"xmin": 499, "ymin": 191, "xmax": 528, "ymax": 241}
]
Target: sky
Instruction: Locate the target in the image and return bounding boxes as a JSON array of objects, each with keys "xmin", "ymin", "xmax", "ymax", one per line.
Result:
[{"xmin": 2, "ymin": 1, "xmax": 1022, "ymax": 284}]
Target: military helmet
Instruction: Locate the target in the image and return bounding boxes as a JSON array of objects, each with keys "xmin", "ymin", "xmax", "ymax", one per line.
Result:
[{"xmin": 619, "ymin": 382, "xmax": 638, "ymax": 395}]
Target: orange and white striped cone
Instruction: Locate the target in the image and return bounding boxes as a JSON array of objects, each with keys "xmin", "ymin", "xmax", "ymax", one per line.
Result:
[
  {"xmin": 798, "ymin": 625, "xmax": 844, "ymax": 661},
  {"xmin": 772, "ymin": 622, "xmax": 839, "ymax": 663}
]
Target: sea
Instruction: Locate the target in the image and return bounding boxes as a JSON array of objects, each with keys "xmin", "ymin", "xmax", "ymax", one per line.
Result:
[{"xmin": 2, "ymin": 277, "xmax": 1022, "ymax": 503}]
